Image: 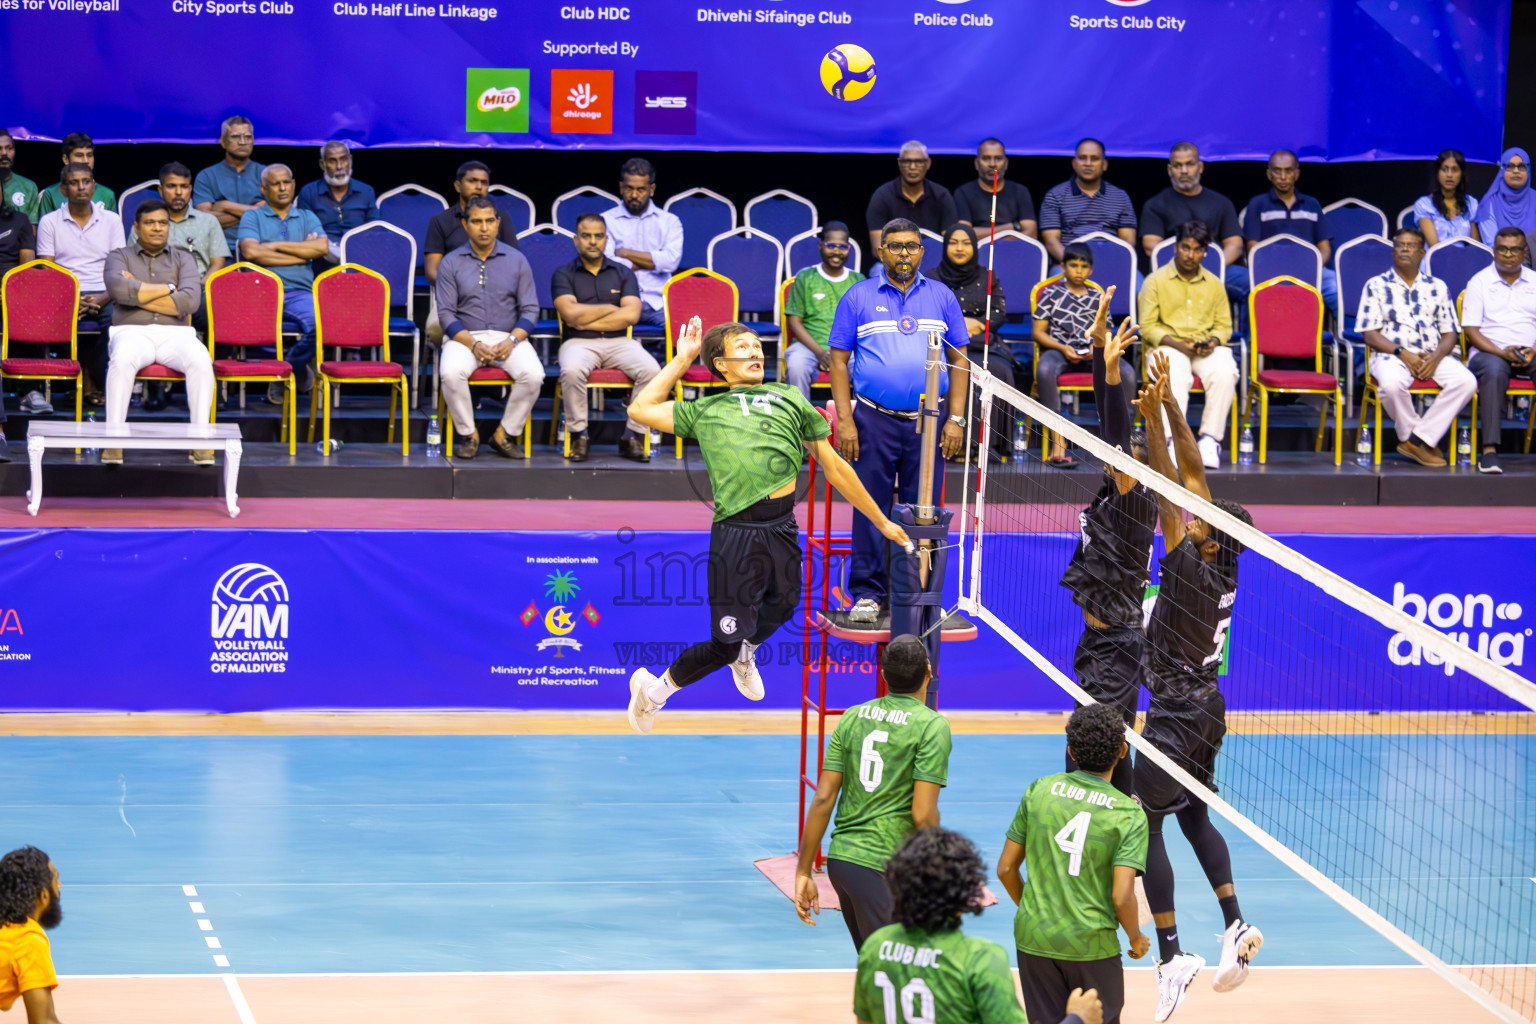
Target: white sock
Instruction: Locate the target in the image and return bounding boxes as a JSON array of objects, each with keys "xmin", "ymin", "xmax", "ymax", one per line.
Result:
[{"xmin": 644, "ymin": 671, "xmax": 679, "ymax": 706}]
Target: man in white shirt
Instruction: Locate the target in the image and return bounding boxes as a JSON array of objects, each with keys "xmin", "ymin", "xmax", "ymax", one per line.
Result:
[
  {"xmin": 36, "ymin": 162, "xmax": 126, "ymax": 395},
  {"xmin": 1462, "ymin": 226, "xmax": 1536, "ymax": 474},
  {"xmin": 602, "ymin": 158, "xmax": 683, "ymax": 328}
]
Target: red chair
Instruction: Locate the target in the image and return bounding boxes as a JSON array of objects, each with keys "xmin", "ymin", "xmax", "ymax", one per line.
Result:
[
  {"xmin": 1, "ymin": 260, "xmax": 82, "ymax": 422},
  {"xmin": 309, "ymin": 264, "xmax": 408, "ymax": 455},
  {"xmin": 663, "ymin": 268, "xmax": 739, "ymax": 458},
  {"xmin": 1246, "ymin": 276, "xmax": 1343, "ymax": 464},
  {"xmin": 777, "ymin": 277, "xmax": 835, "ymax": 397},
  {"xmin": 206, "ymin": 263, "xmax": 295, "ymax": 454},
  {"xmin": 548, "ymin": 319, "xmax": 650, "ymax": 458}
]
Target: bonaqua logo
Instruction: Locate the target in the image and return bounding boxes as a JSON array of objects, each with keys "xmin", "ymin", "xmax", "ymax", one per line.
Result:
[{"xmin": 1388, "ymin": 581, "xmax": 1528, "ymax": 675}]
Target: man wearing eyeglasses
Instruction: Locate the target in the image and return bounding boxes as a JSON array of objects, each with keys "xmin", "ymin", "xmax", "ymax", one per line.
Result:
[
  {"xmin": 784, "ymin": 221, "xmax": 864, "ymax": 399},
  {"xmin": 866, "ymin": 141, "xmax": 957, "ymax": 254},
  {"xmin": 193, "ymin": 116, "xmax": 265, "ymax": 254},
  {"xmin": 1356, "ymin": 227, "xmax": 1474, "ymax": 467},
  {"xmin": 1461, "ymin": 227, "xmax": 1536, "ymax": 474}
]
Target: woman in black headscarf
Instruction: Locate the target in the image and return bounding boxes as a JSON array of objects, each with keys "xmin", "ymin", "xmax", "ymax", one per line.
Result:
[{"xmin": 934, "ymin": 223, "xmax": 1015, "ymax": 458}]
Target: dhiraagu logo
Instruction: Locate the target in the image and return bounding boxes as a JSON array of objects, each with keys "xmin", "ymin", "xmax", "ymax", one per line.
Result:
[{"xmin": 465, "ymin": 68, "xmax": 530, "ymax": 133}]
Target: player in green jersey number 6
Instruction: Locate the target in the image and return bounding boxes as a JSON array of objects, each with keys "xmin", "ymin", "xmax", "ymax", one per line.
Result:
[
  {"xmin": 792, "ymin": 637, "xmax": 950, "ymax": 952},
  {"xmin": 997, "ymin": 702, "xmax": 1151, "ymax": 1024},
  {"xmin": 855, "ymin": 827, "xmax": 1104, "ymax": 1024},
  {"xmin": 624, "ymin": 317, "xmax": 913, "ymax": 733}
]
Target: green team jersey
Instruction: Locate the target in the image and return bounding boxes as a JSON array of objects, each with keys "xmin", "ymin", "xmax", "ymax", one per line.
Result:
[
  {"xmin": 34, "ymin": 183, "xmax": 118, "ymax": 221},
  {"xmin": 855, "ymin": 923, "xmax": 1028, "ymax": 1024},
  {"xmin": 0, "ymin": 173, "xmax": 38, "ymax": 222},
  {"xmin": 671, "ymin": 381, "xmax": 830, "ymax": 521},
  {"xmin": 1006, "ymin": 770, "xmax": 1148, "ymax": 961},
  {"xmin": 825, "ymin": 694, "xmax": 952, "ymax": 871},
  {"xmin": 786, "ymin": 265, "xmax": 864, "ymax": 346}
]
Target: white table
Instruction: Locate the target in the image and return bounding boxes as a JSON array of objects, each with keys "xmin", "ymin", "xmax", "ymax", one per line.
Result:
[{"xmin": 25, "ymin": 422, "xmax": 244, "ymax": 518}]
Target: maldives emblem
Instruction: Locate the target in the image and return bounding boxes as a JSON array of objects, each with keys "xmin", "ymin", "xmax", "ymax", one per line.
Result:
[{"xmin": 898, "ymin": 314, "xmax": 917, "ymax": 334}]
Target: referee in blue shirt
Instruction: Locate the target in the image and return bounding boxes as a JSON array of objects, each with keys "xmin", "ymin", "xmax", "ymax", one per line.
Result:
[{"xmin": 829, "ymin": 218, "xmax": 970, "ymax": 630}]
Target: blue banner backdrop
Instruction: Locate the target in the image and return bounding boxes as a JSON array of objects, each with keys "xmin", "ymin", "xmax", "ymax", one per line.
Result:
[
  {"xmin": 0, "ymin": 1, "xmax": 1511, "ymax": 159},
  {"xmin": 0, "ymin": 528, "xmax": 1526, "ymax": 713}
]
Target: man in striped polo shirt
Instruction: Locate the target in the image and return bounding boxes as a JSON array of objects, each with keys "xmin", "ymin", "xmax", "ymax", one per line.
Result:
[{"xmin": 828, "ymin": 218, "xmax": 970, "ymax": 647}]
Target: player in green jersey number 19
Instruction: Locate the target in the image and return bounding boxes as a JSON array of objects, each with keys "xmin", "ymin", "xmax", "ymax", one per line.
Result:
[
  {"xmin": 855, "ymin": 827, "xmax": 1104, "ymax": 1024},
  {"xmin": 997, "ymin": 702, "xmax": 1151, "ymax": 1024},
  {"xmin": 624, "ymin": 317, "xmax": 913, "ymax": 734}
]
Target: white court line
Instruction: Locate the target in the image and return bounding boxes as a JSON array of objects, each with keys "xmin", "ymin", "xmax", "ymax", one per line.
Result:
[
  {"xmin": 223, "ymin": 975, "xmax": 257, "ymax": 1024},
  {"xmin": 189, "ymin": 902, "xmax": 205, "ymax": 913},
  {"xmin": 181, "ymin": 885, "xmax": 197, "ymax": 896}
]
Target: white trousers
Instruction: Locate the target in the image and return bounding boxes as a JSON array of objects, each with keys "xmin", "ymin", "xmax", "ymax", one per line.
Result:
[
  {"xmin": 105, "ymin": 324, "xmax": 214, "ymax": 427},
  {"xmin": 1369, "ymin": 352, "xmax": 1476, "ymax": 446},
  {"xmin": 440, "ymin": 331, "xmax": 543, "ymax": 436},
  {"xmin": 1159, "ymin": 344, "xmax": 1240, "ymax": 441}
]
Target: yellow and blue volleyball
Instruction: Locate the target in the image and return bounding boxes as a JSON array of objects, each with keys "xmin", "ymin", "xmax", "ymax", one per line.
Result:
[{"xmin": 820, "ymin": 44, "xmax": 877, "ymax": 101}]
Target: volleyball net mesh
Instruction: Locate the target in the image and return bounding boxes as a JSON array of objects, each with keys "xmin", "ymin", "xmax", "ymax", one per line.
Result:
[{"xmin": 956, "ymin": 367, "xmax": 1536, "ymax": 1023}]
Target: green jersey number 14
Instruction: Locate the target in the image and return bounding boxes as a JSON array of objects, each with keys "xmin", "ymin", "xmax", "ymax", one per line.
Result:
[{"xmin": 735, "ymin": 393, "xmax": 775, "ymax": 417}]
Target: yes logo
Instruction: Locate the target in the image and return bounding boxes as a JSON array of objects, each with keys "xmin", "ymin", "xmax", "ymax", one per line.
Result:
[
  {"xmin": 551, "ymin": 69, "xmax": 614, "ymax": 134},
  {"xmin": 635, "ymin": 70, "xmax": 697, "ymax": 135}
]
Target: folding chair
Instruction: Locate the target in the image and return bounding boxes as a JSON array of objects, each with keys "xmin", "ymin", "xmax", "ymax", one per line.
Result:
[
  {"xmin": 206, "ymin": 263, "xmax": 294, "ymax": 454},
  {"xmin": 663, "ymin": 269, "xmax": 739, "ymax": 457},
  {"xmin": 1246, "ymin": 277, "xmax": 1343, "ymax": 464},
  {"xmin": 308, "ymin": 265, "xmax": 409, "ymax": 455},
  {"xmin": 1, "ymin": 260, "xmax": 83, "ymax": 422}
]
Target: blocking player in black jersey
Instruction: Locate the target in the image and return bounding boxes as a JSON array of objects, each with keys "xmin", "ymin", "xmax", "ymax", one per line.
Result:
[
  {"xmin": 1132, "ymin": 353, "xmax": 1263, "ymax": 1023},
  {"xmin": 1058, "ymin": 288, "xmax": 1156, "ymax": 795}
]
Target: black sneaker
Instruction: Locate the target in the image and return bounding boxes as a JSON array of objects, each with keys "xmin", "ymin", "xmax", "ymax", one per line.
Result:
[{"xmin": 1478, "ymin": 451, "xmax": 1503, "ymax": 475}]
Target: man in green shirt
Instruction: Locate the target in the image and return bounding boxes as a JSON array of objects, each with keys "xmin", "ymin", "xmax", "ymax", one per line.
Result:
[
  {"xmin": 998, "ymin": 701, "xmax": 1150, "ymax": 1024},
  {"xmin": 625, "ymin": 319, "xmax": 912, "ymax": 732},
  {"xmin": 0, "ymin": 132, "xmax": 39, "ymax": 222},
  {"xmin": 856, "ymin": 827, "xmax": 1103, "ymax": 1024},
  {"xmin": 784, "ymin": 221, "xmax": 863, "ymax": 399},
  {"xmin": 792, "ymin": 636, "xmax": 949, "ymax": 950},
  {"xmin": 33, "ymin": 133, "xmax": 117, "ymax": 222}
]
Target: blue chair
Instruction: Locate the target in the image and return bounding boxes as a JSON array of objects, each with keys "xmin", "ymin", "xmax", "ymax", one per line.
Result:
[
  {"xmin": 375, "ymin": 185, "xmax": 448, "ymax": 274},
  {"xmin": 516, "ymin": 223, "xmax": 578, "ymax": 372},
  {"xmin": 1334, "ymin": 235, "xmax": 1394, "ymax": 415},
  {"xmin": 118, "ymin": 180, "xmax": 160, "ymax": 228},
  {"xmin": 552, "ymin": 187, "xmax": 619, "ymax": 234},
  {"xmin": 488, "ymin": 186, "xmax": 535, "ymax": 235},
  {"xmin": 1426, "ymin": 237, "xmax": 1494, "ymax": 312},
  {"xmin": 977, "ymin": 230, "xmax": 1048, "ymax": 347},
  {"xmin": 1151, "ymin": 237, "xmax": 1224, "ymax": 278},
  {"xmin": 340, "ymin": 221, "xmax": 422, "ymax": 408},
  {"xmin": 919, "ymin": 229, "xmax": 946, "ymax": 276},
  {"xmin": 786, "ymin": 227, "xmax": 862, "ymax": 276},
  {"xmin": 708, "ymin": 228, "xmax": 785, "ymax": 352},
  {"xmin": 1322, "ymin": 199, "xmax": 1388, "ymax": 267},
  {"xmin": 1397, "ymin": 205, "xmax": 1416, "ymax": 232},
  {"xmin": 665, "ymin": 188, "xmax": 737, "ymax": 271},
  {"xmin": 743, "ymin": 190, "xmax": 818, "ymax": 253},
  {"xmin": 1073, "ymin": 232, "xmax": 1137, "ymax": 317},
  {"xmin": 1249, "ymin": 233, "xmax": 1322, "ymax": 291}
]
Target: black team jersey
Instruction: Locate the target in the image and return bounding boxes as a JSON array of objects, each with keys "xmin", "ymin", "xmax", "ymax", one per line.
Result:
[
  {"xmin": 1146, "ymin": 536, "xmax": 1238, "ymax": 701},
  {"xmin": 1059, "ymin": 476, "xmax": 1158, "ymax": 630}
]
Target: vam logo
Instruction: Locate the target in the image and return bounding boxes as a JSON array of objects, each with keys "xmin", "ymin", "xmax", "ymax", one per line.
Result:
[
  {"xmin": 1388, "ymin": 581, "xmax": 1528, "ymax": 675},
  {"xmin": 212, "ymin": 563, "xmax": 289, "ymax": 640}
]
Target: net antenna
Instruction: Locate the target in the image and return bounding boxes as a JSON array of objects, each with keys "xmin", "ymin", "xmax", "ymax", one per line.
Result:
[{"xmin": 958, "ymin": 369, "xmax": 1536, "ymax": 1024}]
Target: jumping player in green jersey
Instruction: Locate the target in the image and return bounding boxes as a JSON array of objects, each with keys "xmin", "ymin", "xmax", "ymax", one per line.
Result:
[
  {"xmin": 855, "ymin": 827, "xmax": 1104, "ymax": 1024},
  {"xmin": 624, "ymin": 317, "xmax": 913, "ymax": 733},
  {"xmin": 997, "ymin": 701, "xmax": 1151, "ymax": 1024},
  {"xmin": 793, "ymin": 637, "xmax": 951, "ymax": 951}
]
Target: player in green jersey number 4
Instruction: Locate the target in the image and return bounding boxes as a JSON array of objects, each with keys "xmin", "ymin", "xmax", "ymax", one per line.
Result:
[
  {"xmin": 855, "ymin": 827, "xmax": 1104, "ymax": 1024},
  {"xmin": 624, "ymin": 318, "xmax": 913, "ymax": 733},
  {"xmin": 793, "ymin": 637, "xmax": 952, "ymax": 952},
  {"xmin": 997, "ymin": 702, "xmax": 1151, "ymax": 1024}
]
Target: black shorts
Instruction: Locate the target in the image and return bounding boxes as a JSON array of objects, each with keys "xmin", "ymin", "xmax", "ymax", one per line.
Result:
[
  {"xmin": 1074, "ymin": 625, "xmax": 1144, "ymax": 724},
  {"xmin": 1017, "ymin": 949, "xmax": 1125, "ymax": 1024},
  {"xmin": 707, "ymin": 494, "xmax": 802, "ymax": 644},
  {"xmin": 826, "ymin": 857, "xmax": 892, "ymax": 953},
  {"xmin": 1134, "ymin": 690, "xmax": 1227, "ymax": 815}
]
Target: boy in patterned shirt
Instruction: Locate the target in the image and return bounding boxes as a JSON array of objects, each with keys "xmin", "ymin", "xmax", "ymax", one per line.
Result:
[
  {"xmin": 997, "ymin": 701, "xmax": 1150, "ymax": 1024},
  {"xmin": 792, "ymin": 636, "xmax": 950, "ymax": 951},
  {"xmin": 624, "ymin": 318, "xmax": 912, "ymax": 732},
  {"xmin": 855, "ymin": 827, "xmax": 1103, "ymax": 1024}
]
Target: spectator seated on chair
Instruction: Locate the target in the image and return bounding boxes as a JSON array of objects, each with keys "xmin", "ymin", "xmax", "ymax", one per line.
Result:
[
  {"xmin": 866, "ymin": 140, "xmax": 958, "ymax": 253},
  {"xmin": 1461, "ymin": 227, "xmax": 1536, "ymax": 474},
  {"xmin": 784, "ymin": 221, "xmax": 864, "ymax": 400},
  {"xmin": 436, "ymin": 196, "xmax": 541, "ymax": 460},
  {"xmin": 193, "ymin": 115, "xmax": 265, "ymax": 255},
  {"xmin": 424, "ymin": 161, "xmax": 521, "ymax": 349},
  {"xmin": 0, "ymin": 189, "xmax": 35, "ymax": 276},
  {"xmin": 34, "ymin": 132, "xmax": 117, "ymax": 222},
  {"xmin": 953, "ymin": 137, "xmax": 1037, "ymax": 238},
  {"xmin": 1035, "ymin": 243, "xmax": 1136, "ymax": 466},
  {"xmin": 1356, "ymin": 226, "xmax": 1475, "ymax": 467},
  {"xmin": 1137, "ymin": 220, "xmax": 1238, "ymax": 470},
  {"xmin": 1240, "ymin": 149, "xmax": 1336, "ymax": 310},
  {"xmin": 1038, "ymin": 137, "xmax": 1138, "ymax": 267},
  {"xmin": 552, "ymin": 212, "xmax": 654, "ymax": 463},
  {"xmin": 102, "ymin": 199, "xmax": 215, "ymax": 466},
  {"xmin": 1414, "ymin": 149, "xmax": 1482, "ymax": 248},
  {"xmin": 1139, "ymin": 142, "xmax": 1244, "ymax": 300},
  {"xmin": 603, "ymin": 157, "xmax": 683, "ymax": 329},
  {"xmin": 1476, "ymin": 148, "xmax": 1536, "ymax": 262},
  {"xmin": 297, "ymin": 140, "xmax": 377, "ymax": 266},
  {"xmin": 237, "ymin": 163, "xmax": 328, "ymax": 402},
  {"xmin": 934, "ymin": 222, "xmax": 1015, "ymax": 457},
  {"xmin": 0, "ymin": 130, "xmax": 40, "ymax": 223},
  {"xmin": 36, "ymin": 161, "xmax": 125, "ymax": 404}
]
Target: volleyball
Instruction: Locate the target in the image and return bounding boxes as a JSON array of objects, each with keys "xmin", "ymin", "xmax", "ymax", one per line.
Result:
[{"xmin": 820, "ymin": 44, "xmax": 876, "ymax": 101}]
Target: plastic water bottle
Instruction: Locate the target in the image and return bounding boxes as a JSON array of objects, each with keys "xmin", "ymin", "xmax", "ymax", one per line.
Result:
[
  {"xmin": 425, "ymin": 415, "xmax": 442, "ymax": 458},
  {"xmin": 1011, "ymin": 419, "xmax": 1027, "ymax": 459},
  {"xmin": 83, "ymin": 412, "xmax": 98, "ymax": 456},
  {"xmin": 1457, "ymin": 426, "xmax": 1472, "ymax": 467},
  {"xmin": 315, "ymin": 438, "xmax": 342, "ymax": 456},
  {"xmin": 649, "ymin": 427, "xmax": 662, "ymax": 449},
  {"xmin": 1237, "ymin": 425, "xmax": 1255, "ymax": 465},
  {"xmin": 1356, "ymin": 424, "xmax": 1373, "ymax": 467}
]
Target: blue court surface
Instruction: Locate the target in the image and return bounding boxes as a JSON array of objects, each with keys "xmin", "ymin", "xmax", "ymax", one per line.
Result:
[{"xmin": 5, "ymin": 732, "xmax": 1527, "ymax": 977}]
